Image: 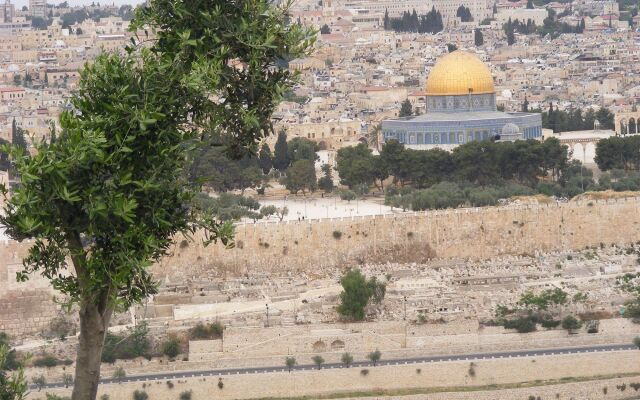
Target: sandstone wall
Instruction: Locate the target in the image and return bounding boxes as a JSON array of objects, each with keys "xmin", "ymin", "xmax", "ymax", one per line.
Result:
[
  {"xmin": 0, "ymin": 241, "xmax": 61, "ymax": 336},
  {"xmin": 4, "ymin": 197, "xmax": 640, "ymax": 337},
  {"xmin": 155, "ymin": 197, "xmax": 640, "ymax": 279}
]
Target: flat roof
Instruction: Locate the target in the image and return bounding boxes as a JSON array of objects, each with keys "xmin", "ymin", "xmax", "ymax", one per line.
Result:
[{"xmin": 386, "ymin": 111, "xmax": 539, "ymax": 123}]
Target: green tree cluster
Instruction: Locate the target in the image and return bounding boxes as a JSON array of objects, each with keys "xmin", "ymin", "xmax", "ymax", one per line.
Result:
[
  {"xmin": 384, "ymin": 7, "xmax": 443, "ymax": 34},
  {"xmin": 338, "ymin": 139, "xmax": 568, "ymax": 192},
  {"xmin": 189, "ymin": 146, "xmax": 263, "ymax": 194},
  {"xmin": 318, "ymin": 164, "xmax": 334, "ymax": 193},
  {"xmin": 456, "ymin": 5, "xmax": 473, "ymax": 22},
  {"xmin": 399, "ymin": 99, "xmax": 413, "ymax": 117},
  {"xmin": 1, "ymin": 334, "xmax": 27, "ymax": 400},
  {"xmin": 337, "ymin": 269, "xmax": 386, "ymax": 320},
  {"xmin": 542, "ymin": 105, "xmax": 614, "ymax": 132},
  {"xmin": 595, "ymin": 136, "xmax": 640, "ymax": 171}
]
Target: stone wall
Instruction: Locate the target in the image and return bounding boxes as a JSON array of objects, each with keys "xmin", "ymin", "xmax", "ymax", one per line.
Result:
[
  {"xmin": 4, "ymin": 197, "xmax": 640, "ymax": 337},
  {"xmin": 155, "ymin": 197, "xmax": 640, "ymax": 279},
  {"xmin": 0, "ymin": 241, "xmax": 61, "ymax": 336}
]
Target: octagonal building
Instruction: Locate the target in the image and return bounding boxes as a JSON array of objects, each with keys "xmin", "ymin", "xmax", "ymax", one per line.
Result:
[{"xmin": 381, "ymin": 51, "xmax": 542, "ymax": 149}]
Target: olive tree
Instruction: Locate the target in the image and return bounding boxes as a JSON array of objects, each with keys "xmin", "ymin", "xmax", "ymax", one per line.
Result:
[
  {"xmin": 0, "ymin": 1, "xmax": 312, "ymax": 400},
  {"xmin": 1, "ymin": 343, "xmax": 27, "ymax": 400}
]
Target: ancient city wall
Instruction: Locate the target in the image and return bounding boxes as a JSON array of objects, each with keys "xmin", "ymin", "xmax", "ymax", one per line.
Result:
[
  {"xmin": 155, "ymin": 197, "xmax": 640, "ymax": 279},
  {"xmin": 3, "ymin": 197, "xmax": 640, "ymax": 337}
]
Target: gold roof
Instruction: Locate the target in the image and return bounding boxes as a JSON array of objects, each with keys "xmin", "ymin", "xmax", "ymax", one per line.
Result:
[{"xmin": 426, "ymin": 51, "xmax": 495, "ymax": 96}]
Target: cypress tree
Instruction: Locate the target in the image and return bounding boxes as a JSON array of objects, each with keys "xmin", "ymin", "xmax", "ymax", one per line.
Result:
[
  {"xmin": 474, "ymin": 28, "xmax": 484, "ymax": 46},
  {"xmin": 258, "ymin": 143, "xmax": 273, "ymax": 174},
  {"xmin": 273, "ymin": 130, "xmax": 291, "ymax": 172},
  {"xmin": 11, "ymin": 118, "xmax": 27, "ymax": 150}
]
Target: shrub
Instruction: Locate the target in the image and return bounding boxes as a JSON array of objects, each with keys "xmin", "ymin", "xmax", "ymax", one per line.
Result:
[
  {"xmin": 162, "ymin": 337, "xmax": 180, "ymax": 359},
  {"xmin": 540, "ymin": 319, "xmax": 561, "ymax": 329},
  {"xmin": 166, "ymin": 380, "xmax": 174, "ymax": 389},
  {"xmin": 341, "ymin": 352, "xmax": 353, "ymax": 367},
  {"xmin": 360, "ymin": 369, "xmax": 369, "ymax": 376},
  {"xmin": 367, "ymin": 349, "xmax": 381, "ymax": 366},
  {"xmin": 179, "ymin": 390, "xmax": 192, "ymax": 400},
  {"xmin": 32, "ymin": 374, "xmax": 46, "ymax": 391},
  {"xmin": 46, "ymin": 315, "xmax": 77, "ymax": 339},
  {"xmin": 312, "ymin": 355, "xmax": 325, "ymax": 369},
  {"xmin": 217, "ymin": 378, "xmax": 224, "ymax": 390},
  {"xmin": 562, "ymin": 315, "xmax": 582, "ymax": 332},
  {"xmin": 132, "ymin": 391, "xmax": 148, "ymax": 400},
  {"xmin": 332, "ymin": 230, "xmax": 343, "ymax": 239},
  {"xmin": 33, "ymin": 355, "xmax": 62, "ymax": 368},
  {"xmin": 100, "ymin": 395, "xmax": 110, "ymax": 400},
  {"xmin": 634, "ymin": 336, "xmax": 640, "ymax": 349},
  {"xmin": 468, "ymin": 362, "xmax": 476, "ymax": 377},
  {"xmin": 102, "ymin": 323, "xmax": 150, "ymax": 363},
  {"xmin": 189, "ymin": 322, "xmax": 224, "ymax": 340},
  {"xmin": 339, "ymin": 190, "xmax": 356, "ymax": 202},
  {"xmin": 285, "ymin": 356, "xmax": 296, "ymax": 372},
  {"xmin": 113, "ymin": 366, "xmax": 126, "ymax": 382},
  {"xmin": 62, "ymin": 373, "xmax": 73, "ymax": 388},
  {"xmin": 503, "ymin": 317, "xmax": 537, "ymax": 333}
]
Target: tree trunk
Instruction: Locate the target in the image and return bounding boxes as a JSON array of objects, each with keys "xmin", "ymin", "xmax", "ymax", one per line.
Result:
[{"xmin": 72, "ymin": 300, "xmax": 113, "ymax": 400}]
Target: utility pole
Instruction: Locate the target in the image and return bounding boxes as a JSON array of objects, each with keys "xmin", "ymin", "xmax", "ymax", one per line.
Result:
[
  {"xmin": 403, "ymin": 296, "xmax": 407, "ymax": 320},
  {"xmin": 265, "ymin": 303, "xmax": 270, "ymax": 327}
]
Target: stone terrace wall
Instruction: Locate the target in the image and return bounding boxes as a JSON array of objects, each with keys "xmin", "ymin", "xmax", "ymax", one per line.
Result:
[
  {"xmin": 0, "ymin": 241, "xmax": 61, "ymax": 337},
  {"xmin": 154, "ymin": 197, "xmax": 640, "ymax": 279}
]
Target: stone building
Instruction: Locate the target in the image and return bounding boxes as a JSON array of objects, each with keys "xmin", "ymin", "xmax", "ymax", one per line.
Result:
[{"xmin": 381, "ymin": 51, "xmax": 542, "ymax": 150}]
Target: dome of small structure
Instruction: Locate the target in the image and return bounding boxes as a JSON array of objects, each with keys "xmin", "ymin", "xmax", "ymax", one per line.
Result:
[{"xmin": 426, "ymin": 51, "xmax": 495, "ymax": 96}]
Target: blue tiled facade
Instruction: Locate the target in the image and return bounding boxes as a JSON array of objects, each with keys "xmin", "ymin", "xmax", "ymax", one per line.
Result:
[{"xmin": 382, "ymin": 93, "xmax": 543, "ymax": 147}]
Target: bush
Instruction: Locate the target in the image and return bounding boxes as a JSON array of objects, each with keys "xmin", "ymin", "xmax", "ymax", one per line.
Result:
[
  {"xmin": 166, "ymin": 380, "xmax": 174, "ymax": 389},
  {"xmin": 285, "ymin": 356, "xmax": 296, "ymax": 371},
  {"xmin": 179, "ymin": 390, "xmax": 192, "ymax": 400},
  {"xmin": 332, "ymin": 230, "xmax": 343, "ymax": 239},
  {"xmin": 312, "ymin": 355, "xmax": 325, "ymax": 369},
  {"xmin": 540, "ymin": 319, "xmax": 561, "ymax": 329},
  {"xmin": 562, "ymin": 315, "xmax": 582, "ymax": 332},
  {"xmin": 339, "ymin": 190, "xmax": 356, "ymax": 202},
  {"xmin": 367, "ymin": 349, "xmax": 381, "ymax": 366},
  {"xmin": 189, "ymin": 322, "xmax": 224, "ymax": 340},
  {"xmin": 102, "ymin": 323, "xmax": 150, "ymax": 363},
  {"xmin": 360, "ymin": 369, "xmax": 369, "ymax": 376},
  {"xmin": 633, "ymin": 336, "xmax": 640, "ymax": 349},
  {"xmin": 62, "ymin": 373, "xmax": 73, "ymax": 388},
  {"xmin": 33, "ymin": 355, "xmax": 65, "ymax": 368},
  {"xmin": 336, "ymin": 269, "xmax": 371, "ymax": 320},
  {"xmin": 503, "ymin": 316, "xmax": 537, "ymax": 333},
  {"xmin": 132, "ymin": 390, "xmax": 148, "ymax": 400},
  {"xmin": 162, "ymin": 337, "xmax": 180, "ymax": 359},
  {"xmin": 0, "ymin": 332, "xmax": 19, "ymax": 370},
  {"xmin": 113, "ymin": 366, "xmax": 126, "ymax": 382},
  {"xmin": 32, "ymin": 374, "xmax": 46, "ymax": 391},
  {"xmin": 46, "ymin": 315, "xmax": 77, "ymax": 339}
]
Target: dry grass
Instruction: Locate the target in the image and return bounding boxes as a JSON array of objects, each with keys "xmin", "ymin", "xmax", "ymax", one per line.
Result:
[
  {"xmin": 571, "ymin": 190, "xmax": 640, "ymax": 202},
  {"xmin": 510, "ymin": 194, "xmax": 554, "ymax": 204}
]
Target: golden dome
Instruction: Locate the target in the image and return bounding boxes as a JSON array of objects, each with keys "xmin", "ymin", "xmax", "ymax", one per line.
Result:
[{"xmin": 426, "ymin": 51, "xmax": 495, "ymax": 96}]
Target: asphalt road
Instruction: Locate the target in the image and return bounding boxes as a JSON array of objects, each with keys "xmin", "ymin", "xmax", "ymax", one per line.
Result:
[{"xmin": 38, "ymin": 343, "xmax": 637, "ymax": 389}]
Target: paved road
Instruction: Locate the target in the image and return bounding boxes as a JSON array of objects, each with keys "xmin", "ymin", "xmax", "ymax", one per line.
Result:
[{"xmin": 38, "ymin": 343, "xmax": 637, "ymax": 389}]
